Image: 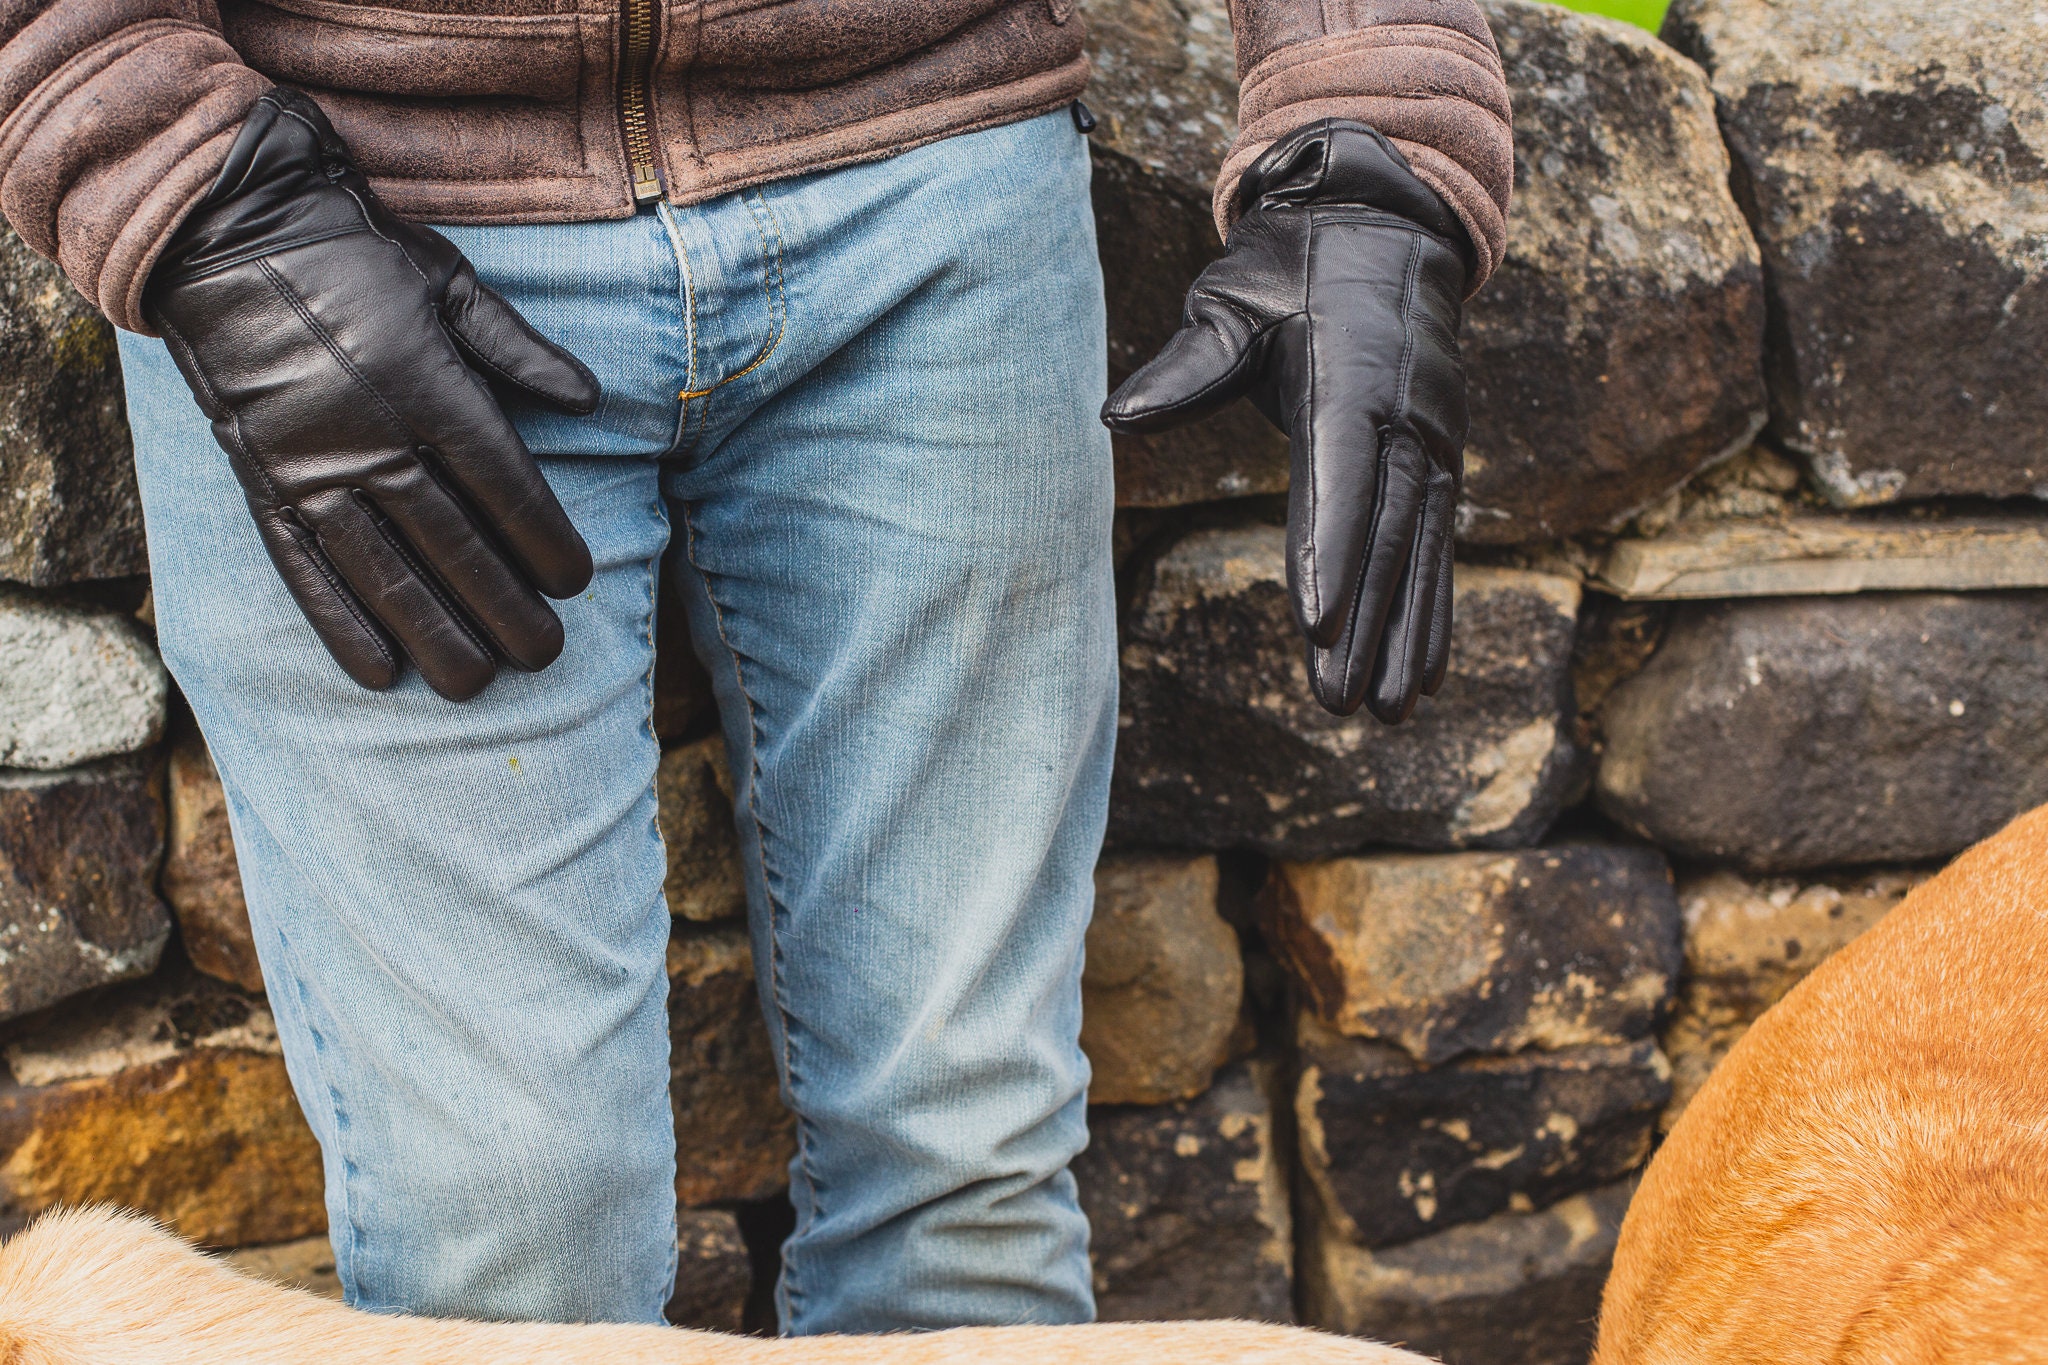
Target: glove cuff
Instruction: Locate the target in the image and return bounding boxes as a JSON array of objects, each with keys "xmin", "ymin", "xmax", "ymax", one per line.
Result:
[
  {"xmin": 151, "ymin": 90, "xmax": 366, "ymax": 292},
  {"xmin": 1237, "ymin": 120, "xmax": 1477, "ymax": 284}
]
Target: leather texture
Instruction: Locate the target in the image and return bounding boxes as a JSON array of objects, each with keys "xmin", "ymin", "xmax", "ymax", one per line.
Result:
[
  {"xmin": 0, "ymin": 0, "xmax": 1510, "ymax": 334},
  {"xmin": 1103, "ymin": 120, "xmax": 1470, "ymax": 724},
  {"xmin": 145, "ymin": 89, "xmax": 600, "ymax": 702}
]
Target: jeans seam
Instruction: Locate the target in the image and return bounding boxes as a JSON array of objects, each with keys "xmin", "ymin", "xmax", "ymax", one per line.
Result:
[
  {"xmin": 269, "ymin": 921, "xmax": 364, "ymax": 1303},
  {"xmin": 655, "ymin": 202, "xmax": 702, "ymax": 456},
  {"xmin": 676, "ymin": 497, "xmax": 820, "ymax": 1318},
  {"xmin": 673, "ymin": 189, "xmax": 788, "ymax": 404}
]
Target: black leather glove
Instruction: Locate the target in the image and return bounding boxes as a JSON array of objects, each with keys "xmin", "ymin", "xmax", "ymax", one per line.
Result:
[
  {"xmin": 145, "ymin": 89, "xmax": 599, "ymax": 702},
  {"xmin": 1103, "ymin": 120, "xmax": 1473, "ymax": 723}
]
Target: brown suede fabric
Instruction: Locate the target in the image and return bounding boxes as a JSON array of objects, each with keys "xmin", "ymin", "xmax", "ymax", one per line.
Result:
[
  {"xmin": 0, "ymin": 0, "xmax": 1510, "ymax": 332},
  {"xmin": 1221, "ymin": 0, "xmax": 1512, "ymax": 289}
]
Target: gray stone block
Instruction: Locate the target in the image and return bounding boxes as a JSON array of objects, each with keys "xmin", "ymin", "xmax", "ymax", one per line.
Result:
[
  {"xmin": 1598, "ymin": 593, "xmax": 2048, "ymax": 871},
  {"xmin": 1075, "ymin": 1059, "xmax": 1293, "ymax": 1323},
  {"xmin": 0, "ymin": 757, "xmax": 170, "ymax": 1023},
  {"xmin": 1110, "ymin": 527, "xmax": 1585, "ymax": 857},
  {"xmin": 0, "ymin": 230, "xmax": 144, "ymax": 585},
  {"xmin": 1459, "ymin": 0, "xmax": 1767, "ymax": 544},
  {"xmin": 1301, "ymin": 1175, "xmax": 1635, "ymax": 1365},
  {"xmin": 1666, "ymin": 0, "xmax": 2048, "ymax": 504},
  {"xmin": 1297, "ymin": 1017, "xmax": 1666, "ymax": 1248},
  {"xmin": 0, "ymin": 591, "xmax": 167, "ymax": 770}
]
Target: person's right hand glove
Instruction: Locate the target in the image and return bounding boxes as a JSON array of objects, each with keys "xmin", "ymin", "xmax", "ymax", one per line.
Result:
[
  {"xmin": 1102, "ymin": 120, "xmax": 1473, "ymax": 723},
  {"xmin": 145, "ymin": 88, "xmax": 599, "ymax": 702}
]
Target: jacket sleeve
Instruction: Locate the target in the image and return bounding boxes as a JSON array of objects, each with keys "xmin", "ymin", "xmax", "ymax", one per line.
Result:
[
  {"xmin": 1221, "ymin": 0, "xmax": 1513, "ymax": 288},
  {"xmin": 0, "ymin": 0, "xmax": 266, "ymax": 331}
]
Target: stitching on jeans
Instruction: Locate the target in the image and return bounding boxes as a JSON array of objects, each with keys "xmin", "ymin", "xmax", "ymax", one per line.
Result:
[
  {"xmin": 674, "ymin": 189, "xmax": 787, "ymax": 402},
  {"xmin": 654, "ymin": 202, "xmax": 701, "ymax": 454},
  {"xmin": 677, "ymin": 498, "xmax": 820, "ymax": 1317}
]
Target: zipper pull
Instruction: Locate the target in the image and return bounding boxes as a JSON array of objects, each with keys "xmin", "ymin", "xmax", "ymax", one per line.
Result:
[{"xmin": 1070, "ymin": 99, "xmax": 1097, "ymax": 135}]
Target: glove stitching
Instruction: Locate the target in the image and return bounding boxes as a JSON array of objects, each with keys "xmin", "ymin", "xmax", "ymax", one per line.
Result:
[
  {"xmin": 437, "ymin": 301, "xmax": 576, "ymax": 409},
  {"xmin": 1375, "ymin": 234, "xmax": 1432, "ymax": 714},
  {"xmin": 1391, "ymin": 233, "xmax": 1426, "ymax": 437},
  {"xmin": 1154, "ymin": 288, "xmax": 1285, "ymax": 416},
  {"xmin": 247, "ymin": 260, "xmax": 454, "ymax": 675},
  {"xmin": 1297, "ymin": 211, "xmax": 1323, "ymax": 627},
  {"xmin": 441, "ymin": 318, "xmax": 549, "ymax": 402},
  {"xmin": 162, "ymin": 226, "xmax": 376, "ymax": 286},
  {"xmin": 255, "ymin": 258, "xmax": 417, "ymax": 446},
  {"xmin": 154, "ymin": 317, "xmax": 228, "ymax": 419},
  {"xmin": 352, "ymin": 490, "xmax": 505, "ymax": 665},
  {"xmin": 281, "ymin": 510, "xmax": 402, "ymax": 674},
  {"xmin": 341, "ymin": 185, "xmax": 436, "ymax": 293},
  {"xmin": 200, "ymin": 374, "xmax": 400, "ymax": 675},
  {"xmin": 1349, "ymin": 438, "xmax": 1393, "ymax": 700}
]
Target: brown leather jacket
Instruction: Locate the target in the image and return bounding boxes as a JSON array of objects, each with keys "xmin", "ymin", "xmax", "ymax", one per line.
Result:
[{"xmin": 0, "ymin": 0, "xmax": 1511, "ymax": 333}]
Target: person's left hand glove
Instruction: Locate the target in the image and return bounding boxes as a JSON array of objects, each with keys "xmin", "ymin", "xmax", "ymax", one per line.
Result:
[{"xmin": 1101, "ymin": 119, "xmax": 1473, "ymax": 723}]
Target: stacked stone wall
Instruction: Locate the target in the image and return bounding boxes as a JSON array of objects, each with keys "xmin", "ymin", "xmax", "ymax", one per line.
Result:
[{"xmin": 0, "ymin": 0, "xmax": 2040, "ymax": 1353}]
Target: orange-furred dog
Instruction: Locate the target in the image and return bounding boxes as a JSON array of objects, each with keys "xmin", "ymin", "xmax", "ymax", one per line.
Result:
[
  {"xmin": 1595, "ymin": 802, "xmax": 2048, "ymax": 1365},
  {"xmin": 0, "ymin": 1204, "xmax": 1431, "ymax": 1365}
]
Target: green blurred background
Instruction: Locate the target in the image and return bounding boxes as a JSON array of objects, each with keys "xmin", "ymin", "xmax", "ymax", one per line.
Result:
[{"xmin": 1555, "ymin": 0, "xmax": 1669, "ymax": 31}]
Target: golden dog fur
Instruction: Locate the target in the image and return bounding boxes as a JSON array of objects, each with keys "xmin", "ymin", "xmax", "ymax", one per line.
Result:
[
  {"xmin": 1594, "ymin": 801, "xmax": 2048, "ymax": 1364},
  {"xmin": 0, "ymin": 1204, "xmax": 1432, "ymax": 1364}
]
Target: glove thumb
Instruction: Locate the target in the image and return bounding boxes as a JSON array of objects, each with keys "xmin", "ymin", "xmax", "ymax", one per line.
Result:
[
  {"xmin": 1100, "ymin": 304, "xmax": 1260, "ymax": 435},
  {"xmin": 440, "ymin": 261, "xmax": 603, "ymax": 415}
]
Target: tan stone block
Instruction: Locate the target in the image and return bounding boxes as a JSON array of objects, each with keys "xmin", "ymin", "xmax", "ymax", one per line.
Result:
[
  {"xmin": 667, "ymin": 925, "xmax": 794, "ymax": 1207},
  {"xmin": 1263, "ymin": 846, "xmax": 1680, "ymax": 1065},
  {"xmin": 1599, "ymin": 515, "xmax": 2048, "ymax": 601},
  {"xmin": 658, "ymin": 736, "xmax": 746, "ymax": 925},
  {"xmin": 1660, "ymin": 867, "xmax": 1926, "ymax": 1129},
  {"xmin": 0, "ymin": 972, "xmax": 323, "ymax": 1247},
  {"xmin": 162, "ymin": 732, "xmax": 263, "ymax": 994},
  {"xmin": 1082, "ymin": 854, "xmax": 1241, "ymax": 1105}
]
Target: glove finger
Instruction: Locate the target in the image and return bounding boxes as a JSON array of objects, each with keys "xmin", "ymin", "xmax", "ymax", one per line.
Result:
[
  {"xmin": 364, "ymin": 460, "xmax": 567, "ymax": 673},
  {"xmin": 1365, "ymin": 462, "xmax": 1456, "ymax": 724},
  {"xmin": 440, "ymin": 262, "xmax": 601, "ymax": 416},
  {"xmin": 1420, "ymin": 500, "xmax": 1457, "ymax": 698},
  {"xmin": 214, "ymin": 424, "xmax": 403, "ymax": 691},
  {"xmin": 247, "ymin": 501, "xmax": 404, "ymax": 692},
  {"xmin": 1287, "ymin": 335, "xmax": 1380, "ymax": 649},
  {"xmin": 296, "ymin": 486, "xmax": 498, "ymax": 702},
  {"xmin": 397, "ymin": 347, "xmax": 595, "ymax": 600},
  {"xmin": 1306, "ymin": 436, "xmax": 1427, "ymax": 717},
  {"xmin": 1100, "ymin": 308, "xmax": 1261, "ymax": 434}
]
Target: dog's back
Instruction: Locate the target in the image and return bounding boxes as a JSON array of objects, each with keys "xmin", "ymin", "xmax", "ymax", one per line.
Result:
[
  {"xmin": 0, "ymin": 1206, "xmax": 1432, "ymax": 1365},
  {"xmin": 1594, "ymin": 803, "xmax": 2048, "ymax": 1364}
]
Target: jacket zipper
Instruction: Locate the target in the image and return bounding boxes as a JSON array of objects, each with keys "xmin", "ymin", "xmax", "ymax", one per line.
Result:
[{"xmin": 619, "ymin": 0, "xmax": 662, "ymax": 202}]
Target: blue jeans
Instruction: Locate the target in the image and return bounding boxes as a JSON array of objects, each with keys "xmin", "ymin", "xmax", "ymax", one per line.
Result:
[{"xmin": 116, "ymin": 109, "xmax": 1115, "ymax": 1332}]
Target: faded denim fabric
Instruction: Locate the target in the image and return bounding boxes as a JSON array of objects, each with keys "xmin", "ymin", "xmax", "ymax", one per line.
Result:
[{"xmin": 116, "ymin": 108, "xmax": 1114, "ymax": 1333}]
